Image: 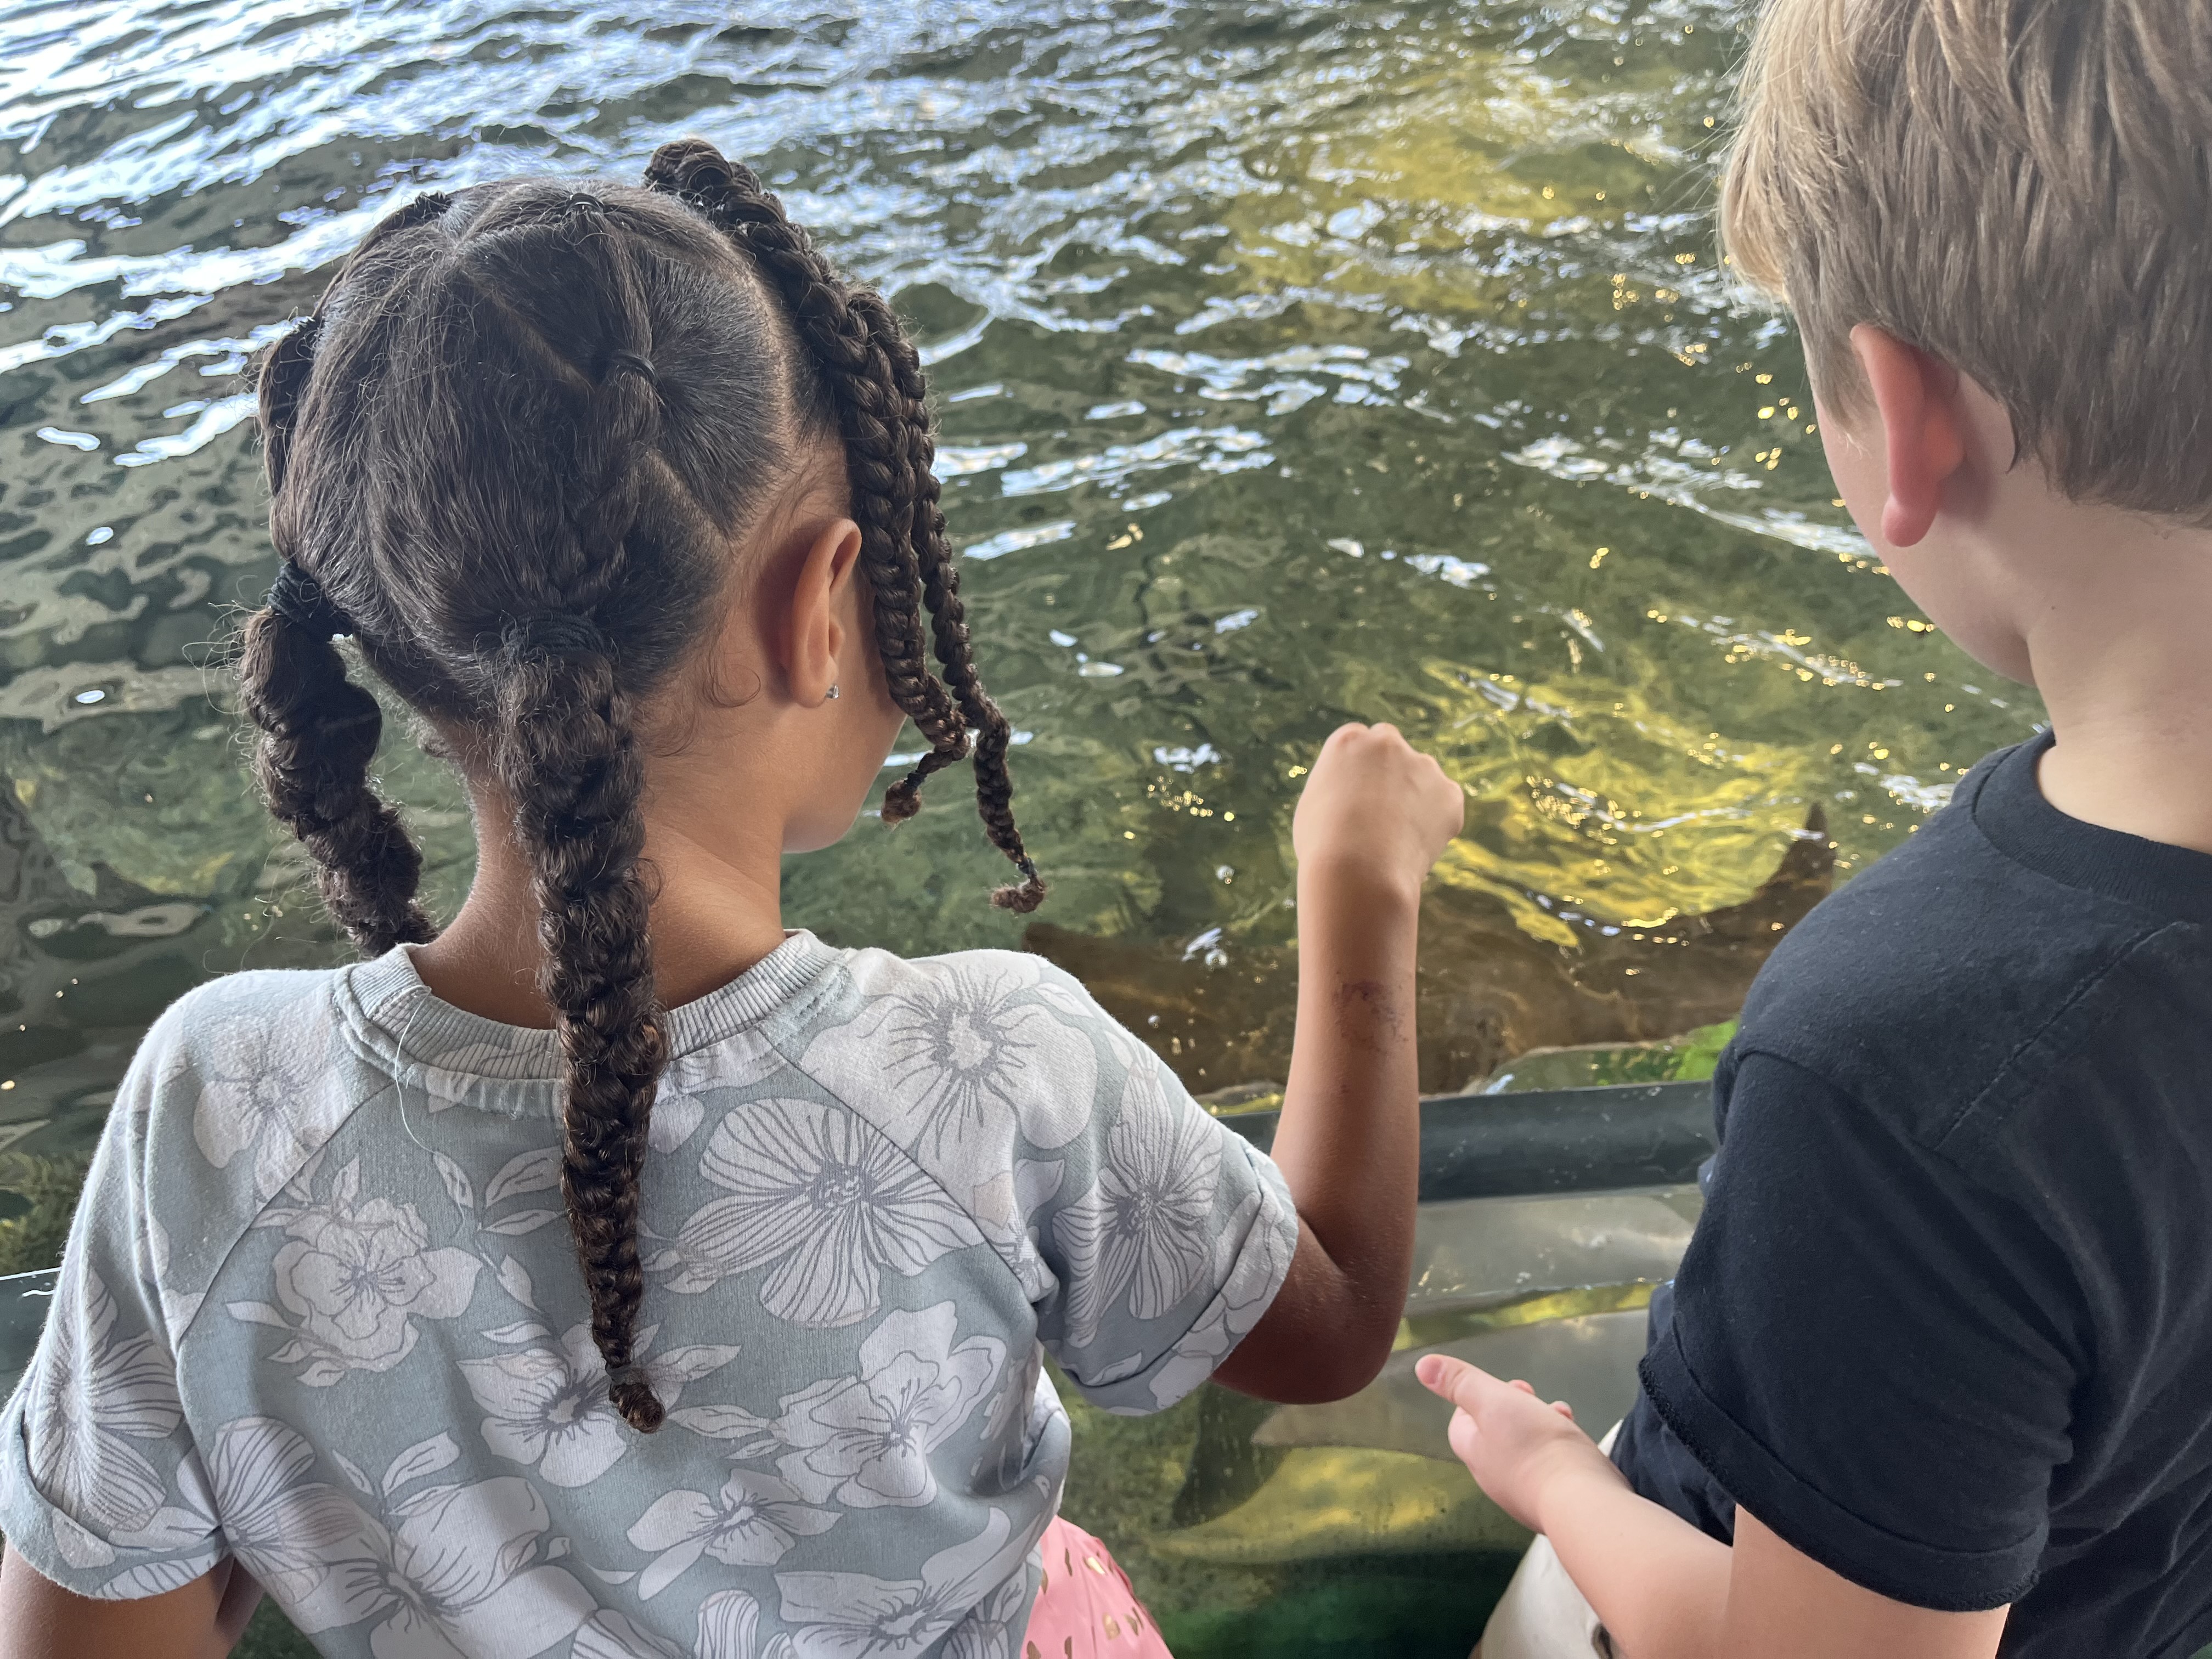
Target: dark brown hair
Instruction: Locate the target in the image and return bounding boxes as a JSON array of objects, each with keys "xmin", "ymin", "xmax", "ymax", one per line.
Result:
[{"xmin": 238, "ymin": 141, "xmax": 1043, "ymax": 1431}]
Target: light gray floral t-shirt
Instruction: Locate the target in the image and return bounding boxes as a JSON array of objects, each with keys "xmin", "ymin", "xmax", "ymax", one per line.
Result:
[{"xmin": 0, "ymin": 932, "xmax": 1296, "ymax": 1657}]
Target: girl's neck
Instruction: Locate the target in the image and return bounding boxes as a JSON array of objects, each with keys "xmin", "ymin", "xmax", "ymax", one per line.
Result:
[{"xmin": 409, "ymin": 802, "xmax": 790, "ymax": 1029}]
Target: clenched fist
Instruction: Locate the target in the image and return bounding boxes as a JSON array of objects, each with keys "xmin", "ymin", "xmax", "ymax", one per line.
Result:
[{"xmin": 1291, "ymin": 722, "xmax": 1465, "ymax": 901}]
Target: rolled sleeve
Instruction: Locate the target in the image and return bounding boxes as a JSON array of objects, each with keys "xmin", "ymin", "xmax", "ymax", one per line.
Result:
[
  {"xmin": 1032, "ymin": 1031, "xmax": 1297, "ymax": 1415},
  {"xmin": 1640, "ymin": 1051, "xmax": 2071, "ymax": 1612},
  {"xmin": 0, "ymin": 1043, "xmax": 224, "ymax": 1598}
]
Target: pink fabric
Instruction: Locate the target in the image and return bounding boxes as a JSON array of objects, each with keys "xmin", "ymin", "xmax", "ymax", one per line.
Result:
[{"xmin": 1020, "ymin": 1515, "xmax": 1175, "ymax": 1659}]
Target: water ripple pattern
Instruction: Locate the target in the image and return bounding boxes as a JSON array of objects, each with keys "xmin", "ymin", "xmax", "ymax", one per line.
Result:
[{"xmin": 0, "ymin": 0, "xmax": 2040, "ymax": 1140}]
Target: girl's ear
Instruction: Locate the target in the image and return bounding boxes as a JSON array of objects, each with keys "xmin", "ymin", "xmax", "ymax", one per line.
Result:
[{"xmin": 780, "ymin": 515, "xmax": 866, "ymax": 707}]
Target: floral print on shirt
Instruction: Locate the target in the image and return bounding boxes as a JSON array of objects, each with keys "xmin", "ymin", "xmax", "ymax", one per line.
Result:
[{"xmin": 0, "ymin": 935, "xmax": 1296, "ymax": 1656}]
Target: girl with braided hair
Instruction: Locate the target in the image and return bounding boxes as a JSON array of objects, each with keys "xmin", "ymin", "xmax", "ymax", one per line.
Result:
[{"xmin": 0, "ymin": 142, "xmax": 1464, "ymax": 1659}]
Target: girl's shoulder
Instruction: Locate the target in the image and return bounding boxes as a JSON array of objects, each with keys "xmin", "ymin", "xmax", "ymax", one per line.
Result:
[
  {"xmin": 831, "ymin": 942, "xmax": 1105, "ymax": 1013},
  {"xmin": 772, "ymin": 940, "xmax": 1167, "ymax": 1196},
  {"xmin": 777, "ymin": 940, "xmax": 1299, "ymax": 1415},
  {"xmin": 132, "ymin": 964, "xmax": 355, "ymax": 1097},
  {"xmin": 60, "ymin": 964, "xmax": 386, "ymax": 1347},
  {"xmin": 794, "ymin": 942, "xmax": 1150, "ymax": 1090}
]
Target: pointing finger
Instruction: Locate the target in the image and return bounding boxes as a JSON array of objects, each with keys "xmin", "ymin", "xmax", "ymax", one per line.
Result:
[{"xmin": 1415, "ymin": 1352, "xmax": 1514, "ymax": 1415}]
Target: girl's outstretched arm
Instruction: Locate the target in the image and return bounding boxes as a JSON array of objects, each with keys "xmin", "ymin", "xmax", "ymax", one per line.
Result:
[
  {"xmin": 1213, "ymin": 722, "xmax": 1464, "ymax": 1404},
  {"xmin": 0, "ymin": 1548, "xmax": 259, "ymax": 1659}
]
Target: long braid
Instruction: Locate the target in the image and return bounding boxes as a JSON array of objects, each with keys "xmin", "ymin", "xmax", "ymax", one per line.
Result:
[
  {"xmin": 248, "ymin": 159, "xmax": 1049, "ymax": 1440},
  {"xmin": 240, "ymin": 315, "xmax": 436, "ymax": 957},
  {"xmin": 494, "ymin": 200, "xmax": 669, "ymax": 1432},
  {"xmin": 678, "ymin": 157, "xmax": 970, "ymax": 773},
  {"xmin": 644, "ymin": 140, "xmax": 1045, "ymax": 910},
  {"xmin": 496, "ymin": 628, "xmax": 665, "ymax": 1431},
  {"xmin": 857, "ymin": 285, "xmax": 1045, "ymax": 909}
]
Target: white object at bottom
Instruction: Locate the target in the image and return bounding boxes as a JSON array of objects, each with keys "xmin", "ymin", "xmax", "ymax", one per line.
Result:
[{"xmin": 1471, "ymin": 1423, "xmax": 1621, "ymax": 1659}]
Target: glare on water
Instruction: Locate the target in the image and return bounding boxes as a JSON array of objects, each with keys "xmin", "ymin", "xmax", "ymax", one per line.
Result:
[{"xmin": 0, "ymin": 2, "xmax": 2042, "ymax": 1649}]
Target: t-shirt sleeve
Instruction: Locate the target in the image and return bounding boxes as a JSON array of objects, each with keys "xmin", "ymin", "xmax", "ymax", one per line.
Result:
[
  {"xmin": 944, "ymin": 953, "xmax": 1297, "ymax": 1414},
  {"xmin": 800, "ymin": 947, "xmax": 1299, "ymax": 1415},
  {"xmin": 1027, "ymin": 983, "xmax": 1298, "ymax": 1415},
  {"xmin": 1639, "ymin": 1051, "xmax": 2076, "ymax": 1611},
  {"xmin": 0, "ymin": 1015, "xmax": 226, "ymax": 1598}
]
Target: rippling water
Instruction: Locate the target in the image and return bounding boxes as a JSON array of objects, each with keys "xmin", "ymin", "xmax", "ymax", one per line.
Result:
[{"xmin": 0, "ymin": 0, "xmax": 2044, "ymax": 1646}]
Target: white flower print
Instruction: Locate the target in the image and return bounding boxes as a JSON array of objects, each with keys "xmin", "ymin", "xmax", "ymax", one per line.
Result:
[
  {"xmin": 574, "ymin": 1591, "xmax": 797, "ymax": 1659},
  {"xmin": 695, "ymin": 1592, "xmax": 798, "ymax": 1659},
  {"xmin": 649, "ymin": 1034, "xmax": 782, "ymax": 1153},
  {"xmin": 665, "ymin": 1032, "xmax": 783, "ymax": 1095},
  {"xmin": 203, "ymin": 1417, "xmax": 375, "ymax": 1621},
  {"xmin": 941, "ymin": 1572, "xmax": 1030, "ymax": 1659},
  {"xmin": 574, "ymin": 1610, "xmax": 687, "ymax": 1659},
  {"xmin": 24, "ymin": 1265, "xmax": 184, "ymax": 1550},
  {"xmin": 967, "ymin": 1159, "xmax": 1064, "ymax": 1301},
  {"xmin": 460, "ymin": 1322, "xmax": 741, "ymax": 1488},
  {"xmin": 311, "ymin": 1458, "xmax": 599, "ymax": 1659},
  {"xmin": 775, "ymin": 1506, "xmax": 1036, "ymax": 1659},
  {"xmin": 650, "ymin": 1095, "xmax": 707, "ymax": 1153},
  {"xmin": 646, "ymin": 1098, "xmax": 977, "ymax": 1327},
  {"xmin": 145, "ymin": 1211, "xmax": 205, "ymax": 1335},
  {"xmin": 802, "ymin": 956, "xmax": 1097, "ymax": 1163},
  {"xmin": 413, "ymin": 1037, "xmax": 551, "ymax": 1114},
  {"xmin": 970, "ymin": 1345, "xmax": 1048, "ymax": 1496},
  {"xmin": 1146, "ymin": 1180, "xmax": 1295, "ymax": 1408},
  {"xmin": 191, "ymin": 999, "xmax": 342, "ymax": 1197},
  {"xmin": 627, "ymin": 1470, "xmax": 839, "ymax": 1600},
  {"xmin": 5, "ymin": 943, "xmax": 1280, "ymax": 1635},
  {"xmin": 770, "ymin": 1304, "xmax": 1005, "ymax": 1510},
  {"xmin": 1053, "ymin": 1062, "xmax": 1222, "ymax": 1351},
  {"xmin": 229, "ymin": 1158, "xmax": 481, "ymax": 1384}
]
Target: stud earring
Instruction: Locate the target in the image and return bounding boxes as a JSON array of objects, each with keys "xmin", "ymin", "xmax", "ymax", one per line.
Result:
[{"xmin": 825, "ymin": 684, "xmax": 840, "ymax": 701}]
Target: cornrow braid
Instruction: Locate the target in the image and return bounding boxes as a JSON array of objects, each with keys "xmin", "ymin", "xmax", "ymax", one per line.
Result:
[
  {"xmin": 239, "ymin": 312, "xmax": 436, "ymax": 957},
  {"xmin": 247, "ymin": 156, "xmax": 1051, "ymax": 1437},
  {"xmin": 496, "ymin": 618, "xmax": 666, "ymax": 1434},
  {"xmin": 491, "ymin": 200, "xmax": 671, "ymax": 1432},
  {"xmin": 643, "ymin": 139, "xmax": 1046, "ymax": 911}
]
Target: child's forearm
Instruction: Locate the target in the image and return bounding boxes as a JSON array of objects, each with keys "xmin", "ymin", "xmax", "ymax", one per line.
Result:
[
  {"xmin": 1538, "ymin": 1462, "xmax": 1733, "ymax": 1659},
  {"xmin": 1268, "ymin": 857, "xmax": 1423, "ymax": 1349},
  {"xmin": 1213, "ymin": 724, "xmax": 1460, "ymax": 1404}
]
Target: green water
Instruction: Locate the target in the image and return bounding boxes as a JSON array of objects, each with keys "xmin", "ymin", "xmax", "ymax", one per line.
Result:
[{"xmin": 0, "ymin": 0, "xmax": 2045, "ymax": 1650}]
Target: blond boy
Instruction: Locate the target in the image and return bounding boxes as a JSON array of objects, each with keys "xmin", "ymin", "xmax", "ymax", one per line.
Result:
[{"xmin": 1421, "ymin": 2, "xmax": 2212, "ymax": 1656}]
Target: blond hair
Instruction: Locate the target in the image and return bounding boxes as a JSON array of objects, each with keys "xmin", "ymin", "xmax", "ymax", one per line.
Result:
[{"xmin": 1722, "ymin": 0, "xmax": 2212, "ymax": 521}]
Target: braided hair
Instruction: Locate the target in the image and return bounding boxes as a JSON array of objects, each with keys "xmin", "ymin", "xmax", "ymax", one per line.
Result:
[
  {"xmin": 642, "ymin": 142, "xmax": 1042, "ymax": 900},
  {"xmin": 238, "ymin": 154, "xmax": 1043, "ymax": 1432}
]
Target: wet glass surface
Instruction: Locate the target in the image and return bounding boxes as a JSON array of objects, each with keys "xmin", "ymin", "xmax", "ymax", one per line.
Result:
[{"xmin": 0, "ymin": 1, "xmax": 2047, "ymax": 1650}]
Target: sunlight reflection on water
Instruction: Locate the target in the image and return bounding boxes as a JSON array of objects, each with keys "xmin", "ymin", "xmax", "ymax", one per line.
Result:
[{"xmin": 0, "ymin": 1, "xmax": 2044, "ymax": 1647}]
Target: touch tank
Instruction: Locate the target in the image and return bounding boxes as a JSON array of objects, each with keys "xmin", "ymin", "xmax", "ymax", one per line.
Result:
[{"xmin": 0, "ymin": 0, "xmax": 2050, "ymax": 1654}]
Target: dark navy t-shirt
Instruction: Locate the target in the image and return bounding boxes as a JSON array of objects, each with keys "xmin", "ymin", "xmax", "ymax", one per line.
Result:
[{"xmin": 1615, "ymin": 732, "xmax": 2212, "ymax": 1658}]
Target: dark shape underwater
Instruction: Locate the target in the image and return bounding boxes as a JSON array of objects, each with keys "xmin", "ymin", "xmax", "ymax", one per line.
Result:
[{"xmin": 1025, "ymin": 808, "xmax": 1833, "ymax": 1094}]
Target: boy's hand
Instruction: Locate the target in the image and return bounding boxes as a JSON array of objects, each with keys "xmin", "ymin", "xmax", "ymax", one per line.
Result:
[
  {"xmin": 1292, "ymin": 723, "xmax": 1465, "ymax": 899},
  {"xmin": 1417, "ymin": 1352, "xmax": 1624, "ymax": 1534}
]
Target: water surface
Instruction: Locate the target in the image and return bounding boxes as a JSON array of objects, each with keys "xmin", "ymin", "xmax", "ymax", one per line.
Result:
[{"xmin": 0, "ymin": 0, "xmax": 2044, "ymax": 1647}]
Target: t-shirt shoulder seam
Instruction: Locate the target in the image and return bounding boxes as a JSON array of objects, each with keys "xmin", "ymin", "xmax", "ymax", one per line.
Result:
[
  {"xmin": 763, "ymin": 1031, "xmax": 1033, "ymax": 1301},
  {"xmin": 172, "ymin": 979, "xmax": 402, "ymax": 1354},
  {"xmin": 1934, "ymin": 920, "xmax": 2187, "ymax": 1149},
  {"xmin": 1723, "ymin": 1046, "xmax": 1989, "ymax": 1184},
  {"xmin": 1734, "ymin": 919, "xmax": 2182, "ymax": 1156}
]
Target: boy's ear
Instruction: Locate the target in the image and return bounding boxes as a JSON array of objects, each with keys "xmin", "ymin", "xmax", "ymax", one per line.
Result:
[{"xmin": 1848, "ymin": 324, "xmax": 1968, "ymax": 549}]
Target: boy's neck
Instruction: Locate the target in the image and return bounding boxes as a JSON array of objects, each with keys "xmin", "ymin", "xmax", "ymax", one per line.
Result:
[{"xmin": 2004, "ymin": 505, "xmax": 2212, "ymax": 857}]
